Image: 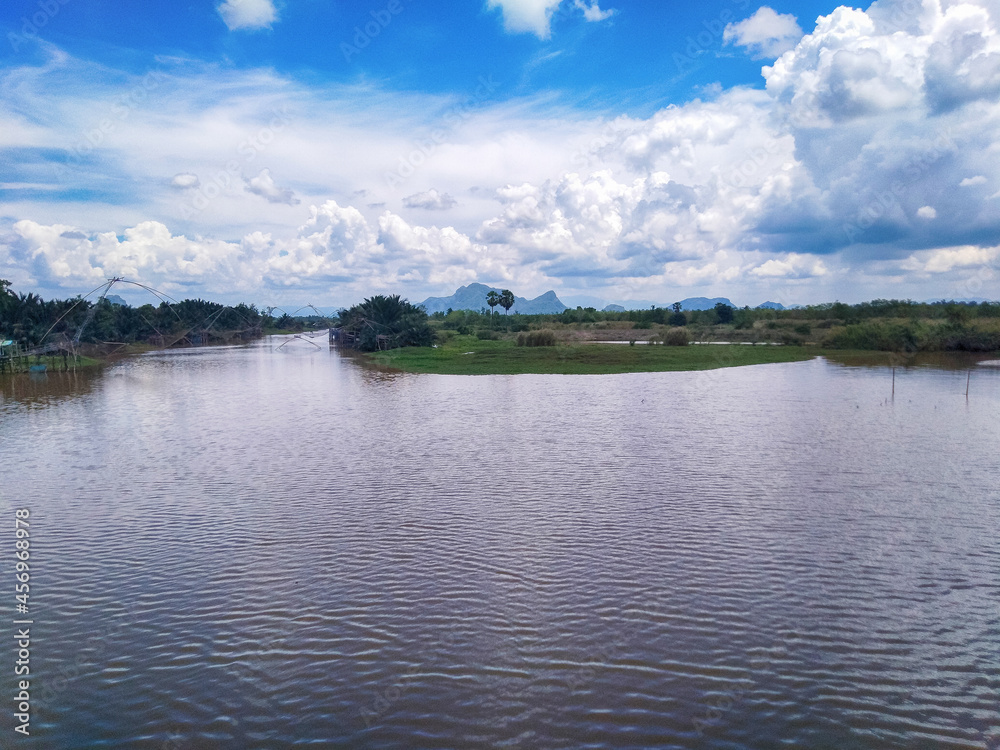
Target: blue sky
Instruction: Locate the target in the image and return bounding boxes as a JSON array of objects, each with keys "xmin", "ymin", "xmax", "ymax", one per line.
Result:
[{"xmin": 1, "ymin": 0, "xmax": 998, "ymax": 307}]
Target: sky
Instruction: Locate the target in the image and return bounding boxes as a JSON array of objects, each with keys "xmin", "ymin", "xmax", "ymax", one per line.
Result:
[{"xmin": 1, "ymin": 0, "xmax": 998, "ymax": 309}]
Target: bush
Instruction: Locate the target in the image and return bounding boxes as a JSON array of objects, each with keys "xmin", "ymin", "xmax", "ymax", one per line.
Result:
[
  {"xmin": 476, "ymin": 329, "xmax": 499, "ymax": 340},
  {"xmin": 516, "ymin": 330, "xmax": 556, "ymax": 347},
  {"xmin": 794, "ymin": 323, "xmax": 811, "ymax": 336},
  {"xmin": 822, "ymin": 321, "xmax": 922, "ymax": 351},
  {"xmin": 663, "ymin": 327, "xmax": 689, "ymax": 346}
]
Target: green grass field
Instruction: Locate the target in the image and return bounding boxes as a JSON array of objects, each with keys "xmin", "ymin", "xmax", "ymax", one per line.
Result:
[{"xmin": 367, "ymin": 336, "xmax": 820, "ymax": 375}]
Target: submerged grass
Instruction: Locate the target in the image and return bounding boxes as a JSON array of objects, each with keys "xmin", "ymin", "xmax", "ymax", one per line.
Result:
[{"xmin": 367, "ymin": 335, "xmax": 819, "ymax": 375}]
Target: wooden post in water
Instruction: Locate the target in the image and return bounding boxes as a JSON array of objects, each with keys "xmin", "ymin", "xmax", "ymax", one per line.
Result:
[
  {"xmin": 966, "ymin": 369, "xmax": 970, "ymax": 399},
  {"xmin": 892, "ymin": 366, "xmax": 895, "ymax": 399}
]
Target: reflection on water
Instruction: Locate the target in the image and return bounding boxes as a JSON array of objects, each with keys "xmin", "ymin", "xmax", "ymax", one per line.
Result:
[
  {"xmin": 1, "ymin": 336, "xmax": 998, "ymax": 749},
  {"xmin": 0, "ymin": 368, "xmax": 103, "ymax": 410},
  {"xmin": 822, "ymin": 350, "xmax": 997, "ymax": 370}
]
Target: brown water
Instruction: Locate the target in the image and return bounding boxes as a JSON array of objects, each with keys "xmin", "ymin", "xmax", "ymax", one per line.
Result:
[{"xmin": 1, "ymin": 336, "xmax": 998, "ymax": 749}]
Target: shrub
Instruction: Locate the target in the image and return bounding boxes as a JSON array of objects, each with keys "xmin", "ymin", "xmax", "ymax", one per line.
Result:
[
  {"xmin": 516, "ymin": 330, "xmax": 556, "ymax": 347},
  {"xmin": 663, "ymin": 327, "xmax": 689, "ymax": 346},
  {"xmin": 794, "ymin": 323, "xmax": 811, "ymax": 336},
  {"xmin": 476, "ymin": 329, "xmax": 499, "ymax": 340}
]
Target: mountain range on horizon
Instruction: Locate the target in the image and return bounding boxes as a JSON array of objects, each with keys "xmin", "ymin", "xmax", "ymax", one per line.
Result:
[
  {"xmin": 418, "ymin": 285, "xmax": 789, "ymax": 314},
  {"xmin": 419, "ymin": 284, "xmax": 568, "ymax": 315}
]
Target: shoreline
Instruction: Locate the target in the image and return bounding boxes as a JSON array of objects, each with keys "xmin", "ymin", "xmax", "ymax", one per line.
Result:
[{"xmin": 365, "ymin": 336, "xmax": 1000, "ymax": 376}]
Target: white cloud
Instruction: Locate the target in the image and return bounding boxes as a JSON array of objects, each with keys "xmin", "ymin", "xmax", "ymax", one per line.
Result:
[
  {"xmin": 724, "ymin": 7, "xmax": 803, "ymax": 58},
  {"xmin": 403, "ymin": 189, "xmax": 457, "ymax": 210},
  {"xmin": 573, "ymin": 0, "xmax": 615, "ymax": 23},
  {"xmin": 960, "ymin": 175, "xmax": 988, "ymax": 186},
  {"xmin": 2, "ymin": 4, "xmax": 1000, "ymax": 305},
  {"xmin": 487, "ymin": 0, "xmax": 614, "ymax": 38},
  {"xmin": 217, "ymin": 0, "xmax": 277, "ymax": 31},
  {"xmin": 245, "ymin": 169, "xmax": 299, "ymax": 205},
  {"xmin": 749, "ymin": 255, "xmax": 829, "ymax": 279},
  {"xmin": 917, "ymin": 206, "xmax": 937, "ymax": 219},
  {"xmin": 487, "ymin": 0, "xmax": 562, "ymax": 38},
  {"xmin": 909, "ymin": 245, "xmax": 1000, "ymax": 273},
  {"xmin": 170, "ymin": 173, "xmax": 200, "ymax": 190},
  {"xmin": 764, "ymin": 0, "xmax": 1000, "ymax": 124}
]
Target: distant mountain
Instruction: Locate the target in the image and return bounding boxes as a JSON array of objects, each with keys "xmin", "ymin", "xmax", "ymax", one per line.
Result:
[
  {"xmin": 757, "ymin": 301, "xmax": 785, "ymax": 310},
  {"xmin": 591, "ymin": 297, "xmax": 738, "ymax": 311},
  {"xmin": 672, "ymin": 297, "xmax": 735, "ymax": 311},
  {"xmin": 106, "ymin": 294, "xmax": 128, "ymax": 306},
  {"xmin": 420, "ymin": 283, "xmax": 568, "ymax": 315},
  {"xmin": 923, "ymin": 297, "xmax": 998, "ymax": 304}
]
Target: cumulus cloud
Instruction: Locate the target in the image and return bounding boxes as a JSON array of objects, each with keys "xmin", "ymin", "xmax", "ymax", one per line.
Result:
[
  {"xmin": 170, "ymin": 173, "xmax": 200, "ymax": 189},
  {"xmin": 245, "ymin": 169, "xmax": 299, "ymax": 205},
  {"xmin": 10, "ymin": 219, "xmax": 246, "ymax": 289},
  {"xmin": 217, "ymin": 0, "xmax": 277, "ymax": 31},
  {"xmin": 403, "ymin": 189, "xmax": 457, "ymax": 210},
  {"xmin": 724, "ymin": 7, "xmax": 804, "ymax": 58},
  {"xmin": 487, "ymin": 0, "xmax": 562, "ymax": 38},
  {"xmin": 488, "ymin": 0, "xmax": 614, "ymax": 38},
  {"xmin": 764, "ymin": 0, "xmax": 1000, "ymax": 123},
  {"xmin": 909, "ymin": 244, "xmax": 1000, "ymax": 273},
  {"xmin": 2, "ymin": 0, "xmax": 999, "ymax": 304},
  {"xmin": 749, "ymin": 255, "xmax": 829, "ymax": 279},
  {"xmin": 573, "ymin": 0, "xmax": 615, "ymax": 23}
]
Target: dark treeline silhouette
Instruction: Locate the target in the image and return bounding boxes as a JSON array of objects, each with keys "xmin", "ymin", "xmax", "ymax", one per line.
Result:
[
  {"xmin": 0, "ymin": 279, "xmax": 268, "ymax": 348},
  {"xmin": 335, "ymin": 295, "xmax": 433, "ymax": 352}
]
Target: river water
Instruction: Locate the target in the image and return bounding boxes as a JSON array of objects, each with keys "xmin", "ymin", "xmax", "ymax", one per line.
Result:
[{"xmin": 1, "ymin": 336, "xmax": 998, "ymax": 749}]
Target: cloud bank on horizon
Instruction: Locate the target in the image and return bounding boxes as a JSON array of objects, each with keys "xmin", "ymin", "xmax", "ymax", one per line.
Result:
[{"xmin": 0, "ymin": 0, "xmax": 998, "ymax": 307}]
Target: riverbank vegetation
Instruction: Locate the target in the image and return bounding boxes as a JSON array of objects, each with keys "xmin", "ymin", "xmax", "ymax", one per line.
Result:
[
  {"xmin": 335, "ymin": 295, "xmax": 434, "ymax": 351},
  {"xmin": 0, "ymin": 279, "xmax": 335, "ymax": 351},
  {"xmin": 5, "ymin": 278, "xmax": 998, "ymax": 376},
  {"xmin": 369, "ymin": 335, "xmax": 818, "ymax": 375},
  {"xmin": 423, "ymin": 299, "xmax": 1000, "ymax": 353}
]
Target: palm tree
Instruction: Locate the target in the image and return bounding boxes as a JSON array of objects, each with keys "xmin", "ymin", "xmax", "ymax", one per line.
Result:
[
  {"xmin": 499, "ymin": 289, "xmax": 515, "ymax": 316},
  {"xmin": 486, "ymin": 290, "xmax": 500, "ymax": 320},
  {"xmin": 336, "ymin": 294, "xmax": 433, "ymax": 351}
]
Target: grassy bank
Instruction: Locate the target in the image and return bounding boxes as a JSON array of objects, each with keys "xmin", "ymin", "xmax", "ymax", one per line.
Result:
[{"xmin": 367, "ymin": 335, "xmax": 818, "ymax": 375}]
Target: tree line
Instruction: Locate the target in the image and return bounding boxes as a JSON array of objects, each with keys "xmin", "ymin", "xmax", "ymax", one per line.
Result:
[{"xmin": 0, "ymin": 280, "xmax": 273, "ymax": 348}]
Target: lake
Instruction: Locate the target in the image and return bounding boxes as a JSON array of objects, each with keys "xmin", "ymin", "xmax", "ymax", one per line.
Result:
[{"xmin": 1, "ymin": 336, "xmax": 998, "ymax": 749}]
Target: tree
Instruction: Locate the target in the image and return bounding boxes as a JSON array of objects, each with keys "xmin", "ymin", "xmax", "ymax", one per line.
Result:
[
  {"xmin": 499, "ymin": 289, "xmax": 515, "ymax": 315},
  {"xmin": 336, "ymin": 294, "xmax": 433, "ymax": 351},
  {"xmin": 668, "ymin": 301, "xmax": 686, "ymax": 327},
  {"xmin": 714, "ymin": 302, "xmax": 734, "ymax": 325},
  {"xmin": 486, "ymin": 290, "xmax": 500, "ymax": 319}
]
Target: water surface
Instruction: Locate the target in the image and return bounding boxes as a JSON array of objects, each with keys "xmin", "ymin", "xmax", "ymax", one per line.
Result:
[{"xmin": 1, "ymin": 337, "xmax": 998, "ymax": 749}]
